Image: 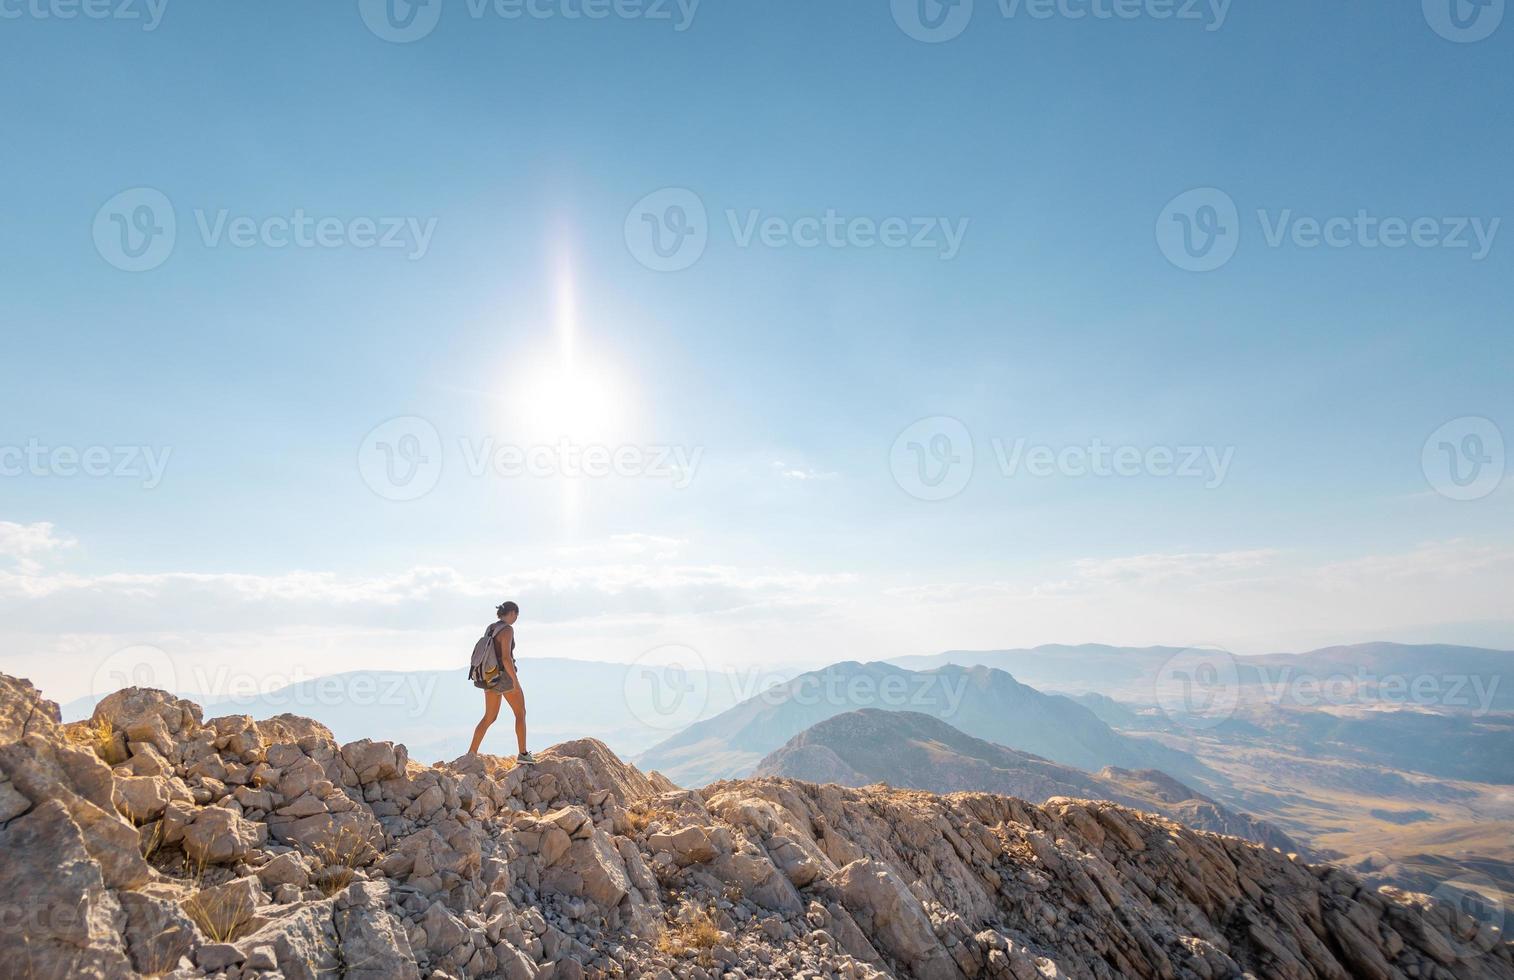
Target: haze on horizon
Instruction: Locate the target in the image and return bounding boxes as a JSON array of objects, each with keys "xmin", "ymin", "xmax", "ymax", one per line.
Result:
[{"xmin": 3, "ymin": 1, "xmax": 1512, "ymax": 704}]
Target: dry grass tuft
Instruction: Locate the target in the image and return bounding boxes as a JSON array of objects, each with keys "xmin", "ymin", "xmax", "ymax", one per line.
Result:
[
  {"xmin": 308, "ymin": 826, "xmax": 375, "ymax": 897},
  {"xmin": 657, "ymin": 903, "xmax": 724, "ymax": 967},
  {"xmin": 62, "ymin": 716, "xmax": 117, "ymax": 761}
]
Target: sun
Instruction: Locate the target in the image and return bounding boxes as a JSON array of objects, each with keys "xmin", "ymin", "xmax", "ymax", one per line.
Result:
[
  {"xmin": 514, "ymin": 360, "xmax": 626, "ymax": 444},
  {"xmin": 505, "ymin": 257, "xmax": 635, "ymax": 447}
]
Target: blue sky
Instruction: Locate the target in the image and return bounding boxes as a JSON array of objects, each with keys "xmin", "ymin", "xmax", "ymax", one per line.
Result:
[{"xmin": 2, "ymin": 0, "xmax": 1512, "ymax": 700}]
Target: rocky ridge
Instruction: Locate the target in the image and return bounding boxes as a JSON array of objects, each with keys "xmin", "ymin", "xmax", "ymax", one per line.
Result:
[
  {"xmin": 752, "ymin": 709, "xmax": 1300, "ymax": 854},
  {"xmin": 0, "ymin": 672, "xmax": 1510, "ymax": 979}
]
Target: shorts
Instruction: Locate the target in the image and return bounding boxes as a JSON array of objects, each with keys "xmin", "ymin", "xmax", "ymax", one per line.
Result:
[{"xmin": 477, "ymin": 658, "xmax": 517, "ymax": 694}]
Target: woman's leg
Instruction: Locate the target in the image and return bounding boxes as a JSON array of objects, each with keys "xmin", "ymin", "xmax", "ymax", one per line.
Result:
[
  {"xmin": 503, "ymin": 686, "xmax": 527, "ymax": 755},
  {"xmin": 469, "ymin": 691, "xmax": 502, "ymax": 754}
]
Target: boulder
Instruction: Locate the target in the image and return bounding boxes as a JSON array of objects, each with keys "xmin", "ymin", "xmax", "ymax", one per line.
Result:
[
  {"xmin": 0, "ymin": 799, "xmax": 133, "ymax": 977},
  {"xmin": 257, "ymin": 851, "xmax": 312, "ymax": 889},
  {"xmin": 0, "ymin": 673, "xmax": 61, "ymax": 744},
  {"xmin": 114, "ymin": 774, "xmax": 173, "ymax": 822},
  {"xmin": 333, "ymin": 881, "xmax": 420, "ymax": 978},
  {"xmin": 834, "ymin": 858, "xmax": 965, "ymax": 980},
  {"xmin": 541, "ymin": 831, "xmax": 632, "ymax": 909},
  {"xmin": 120, "ymin": 890, "xmax": 202, "ymax": 974},
  {"xmin": 0, "ymin": 736, "xmax": 154, "ymax": 888},
  {"xmin": 183, "ymin": 805, "xmax": 263, "ymax": 864}
]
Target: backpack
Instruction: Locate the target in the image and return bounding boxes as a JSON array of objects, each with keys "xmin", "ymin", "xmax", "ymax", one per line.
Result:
[{"xmin": 468, "ymin": 622, "xmax": 509, "ymax": 687}]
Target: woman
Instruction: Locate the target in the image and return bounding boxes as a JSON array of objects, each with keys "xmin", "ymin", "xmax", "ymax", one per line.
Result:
[{"xmin": 468, "ymin": 601, "xmax": 534, "ymax": 764}]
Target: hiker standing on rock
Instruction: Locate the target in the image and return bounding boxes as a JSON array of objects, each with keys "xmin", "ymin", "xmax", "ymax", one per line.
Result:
[{"xmin": 468, "ymin": 601, "xmax": 535, "ymax": 764}]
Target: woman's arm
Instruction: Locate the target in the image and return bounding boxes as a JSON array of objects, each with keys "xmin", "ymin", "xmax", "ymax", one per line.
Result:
[{"xmin": 495, "ymin": 625, "xmax": 519, "ymax": 684}]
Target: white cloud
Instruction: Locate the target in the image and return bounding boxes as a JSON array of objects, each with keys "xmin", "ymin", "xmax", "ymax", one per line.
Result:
[
  {"xmin": 0, "ymin": 531, "xmax": 856, "ymax": 634},
  {"xmin": 771, "ymin": 460, "xmax": 838, "ymax": 482},
  {"xmin": 554, "ymin": 533, "xmax": 686, "ymax": 561},
  {"xmin": 1068, "ymin": 549, "xmax": 1282, "ymax": 585},
  {"xmin": 6, "ymin": 523, "xmax": 1512, "ymax": 704},
  {"xmin": 0, "ymin": 521, "xmax": 76, "ymax": 574}
]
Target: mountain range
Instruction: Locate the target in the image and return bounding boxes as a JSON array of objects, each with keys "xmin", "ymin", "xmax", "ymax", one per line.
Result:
[
  {"xmin": 753, "ymin": 707, "xmax": 1299, "ymax": 852},
  {"xmin": 891, "ymin": 641, "xmax": 1514, "ymax": 712},
  {"xmin": 633, "ymin": 660, "xmax": 1197, "ymax": 788}
]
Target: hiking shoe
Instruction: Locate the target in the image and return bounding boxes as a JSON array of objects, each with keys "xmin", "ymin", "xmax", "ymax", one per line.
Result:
[{"xmin": 516, "ymin": 751, "xmax": 538, "ymax": 766}]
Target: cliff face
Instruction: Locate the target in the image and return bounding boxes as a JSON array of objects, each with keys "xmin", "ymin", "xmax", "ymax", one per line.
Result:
[{"xmin": 1, "ymin": 673, "xmax": 1510, "ymax": 980}]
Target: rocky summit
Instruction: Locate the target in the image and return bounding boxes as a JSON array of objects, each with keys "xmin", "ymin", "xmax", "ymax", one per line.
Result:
[{"xmin": 0, "ymin": 673, "xmax": 1510, "ymax": 980}]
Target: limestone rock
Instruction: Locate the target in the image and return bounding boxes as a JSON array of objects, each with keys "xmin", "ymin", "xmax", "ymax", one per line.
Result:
[
  {"xmin": 0, "ymin": 673, "xmax": 61, "ymax": 744},
  {"xmin": 183, "ymin": 804, "xmax": 263, "ymax": 864},
  {"xmin": 2, "ymin": 672, "xmax": 1511, "ymax": 980},
  {"xmin": 0, "ymin": 799, "xmax": 133, "ymax": 978}
]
